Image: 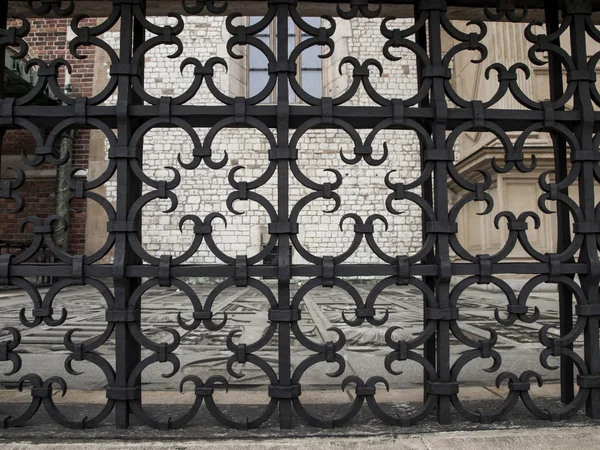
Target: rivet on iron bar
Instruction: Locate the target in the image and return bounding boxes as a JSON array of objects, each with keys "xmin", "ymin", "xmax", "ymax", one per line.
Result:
[
  {"xmin": 268, "ymin": 61, "xmax": 296, "ymax": 75},
  {"xmin": 355, "ymin": 385, "xmax": 376, "ymax": 397},
  {"xmin": 237, "ymin": 343, "xmax": 247, "ymax": 364},
  {"xmin": 321, "ymin": 97, "xmax": 333, "ymax": 125},
  {"xmin": 0, "ymin": 97, "xmax": 14, "ymax": 125},
  {"xmin": 395, "ymin": 340, "xmax": 409, "ymax": 361},
  {"xmin": 476, "ymin": 254, "xmax": 492, "ymax": 285},
  {"xmin": 471, "ymin": 101, "xmax": 484, "ymax": 127},
  {"xmin": 195, "ymin": 386, "xmax": 214, "ymax": 397},
  {"xmin": 325, "ymin": 341, "xmax": 335, "ymax": 362},
  {"xmin": 105, "ymin": 309, "xmax": 140, "ymax": 323},
  {"xmin": 158, "ymin": 255, "xmax": 171, "ymax": 287},
  {"xmin": 425, "ymin": 381, "xmax": 459, "ymax": 396},
  {"xmin": 571, "ymin": 150, "xmax": 600, "ymax": 162},
  {"xmin": 507, "ymin": 304, "xmax": 528, "ymax": 315},
  {"xmin": 396, "ymin": 255, "xmax": 410, "ymax": 286},
  {"xmin": 30, "ymin": 387, "xmax": 52, "ymax": 398},
  {"xmin": 268, "ymin": 384, "xmax": 301, "ymax": 399},
  {"xmin": 72, "ymin": 255, "xmax": 84, "ymax": 285},
  {"xmin": 269, "ymin": 147, "xmax": 296, "ymax": 160},
  {"xmin": 575, "ymin": 304, "xmax": 600, "ymax": 317},
  {"xmin": 424, "ymin": 149, "xmax": 454, "ymax": 162},
  {"xmin": 577, "ymin": 375, "xmax": 600, "ymax": 389},
  {"xmin": 322, "ymin": 256, "xmax": 334, "ymax": 287},
  {"xmin": 546, "ymin": 253, "xmax": 562, "ymax": 282},
  {"xmin": 268, "ymin": 308, "xmax": 301, "ymax": 322},
  {"xmin": 106, "ymin": 221, "xmax": 138, "ymax": 233},
  {"xmin": 0, "ymin": 254, "xmax": 11, "ymax": 285},
  {"xmin": 235, "ymin": 255, "xmax": 247, "ymax": 287},
  {"xmin": 268, "ymin": 222, "xmax": 298, "ymax": 235},
  {"xmin": 159, "ymin": 96, "xmax": 172, "ymax": 120},
  {"xmin": 542, "ymin": 101, "xmax": 555, "ymax": 127},
  {"xmin": 508, "ymin": 381, "xmax": 531, "ymax": 392},
  {"xmin": 234, "ymin": 97, "xmax": 245, "ymax": 124},
  {"xmin": 108, "ymin": 147, "xmax": 137, "ymax": 159},
  {"xmin": 354, "ymin": 222, "xmax": 374, "ymax": 234},
  {"xmin": 105, "ymin": 386, "xmax": 141, "ymax": 401},
  {"xmin": 419, "ymin": 0, "xmax": 447, "ymax": 12},
  {"xmin": 74, "ymin": 98, "xmax": 87, "ymax": 125},
  {"xmin": 392, "ymin": 99, "xmax": 404, "ymax": 125},
  {"xmin": 193, "ymin": 310, "xmax": 213, "ymax": 320},
  {"xmin": 573, "ymin": 222, "xmax": 600, "ymax": 234},
  {"xmin": 109, "ymin": 64, "xmax": 137, "ymax": 77},
  {"xmin": 425, "ymin": 307, "xmax": 459, "ymax": 321}
]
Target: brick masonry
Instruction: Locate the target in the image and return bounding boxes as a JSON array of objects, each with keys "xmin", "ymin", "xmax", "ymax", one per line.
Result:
[{"xmin": 1, "ymin": 17, "xmax": 96, "ymax": 255}]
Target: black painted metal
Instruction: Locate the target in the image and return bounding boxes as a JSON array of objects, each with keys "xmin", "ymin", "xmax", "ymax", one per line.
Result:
[
  {"xmin": 545, "ymin": 0, "xmax": 575, "ymax": 405},
  {"xmin": 0, "ymin": 0, "xmax": 599, "ymax": 430}
]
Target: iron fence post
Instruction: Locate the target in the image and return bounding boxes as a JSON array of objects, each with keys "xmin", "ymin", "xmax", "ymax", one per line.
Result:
[
  {"xmin": 113, "ymin": 0, "xmax": 145, "ymax": 429},
  {"xmin": 415, "ymin": 0, "xmax": 436, "ymax": 404},
  {"xmin": 426, "ymin": 1, "xmax": 452, "ymax": 424},
  {"xmin": 0, "ymin": 0, "xmax": 6, "ymax": 175},
  {"xmin": 545, "ymin": 0, "xmax": 575, "ymax": 405},
  {"xmin": 568, "ymin": 0, "xmax": 600, "ymax": 419},
  {"xmin": 276, "ymin": 0, "xmax": 293, "ymax": 429}
]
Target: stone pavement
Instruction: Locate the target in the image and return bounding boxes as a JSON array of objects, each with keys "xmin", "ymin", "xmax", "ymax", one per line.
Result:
[
  {"xmin": 0, "ymin": 281, "xmax": 591, "ymax": 438},
  {"xmin": 0, "ymin": 281, "xmax": 573, "ymax": 391}
]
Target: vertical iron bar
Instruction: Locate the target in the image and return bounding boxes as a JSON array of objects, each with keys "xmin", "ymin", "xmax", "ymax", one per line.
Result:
[
  {"xmin": 427, "ymin": 3, "xmax": 452, "ymax": 424},
  {"xmin": 276, "ymin": 2, "xmax": 292, "ymax": 429},
  {"xmin": 568, "ymin": 0, "xmax": 600, "ymax": 419},
  {"xmin": 0, "ymin": 1, "xmax": 7, "ymax": 176},
  {"xmin": 544, "ymin": 0, "xmax": 574, "ymax": 405},
  {"xmin": 415, "ymin": 1, "xmax": 436, "ymax": 403},
  {"xmin": 113, "ymin": 0, "xmax": 145, "ymax": 429}
]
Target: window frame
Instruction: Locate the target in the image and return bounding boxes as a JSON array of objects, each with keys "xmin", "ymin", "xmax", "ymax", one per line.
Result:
[{"xmin": 246, "ymin": 16, "xmax": 323, "ymax": 104}]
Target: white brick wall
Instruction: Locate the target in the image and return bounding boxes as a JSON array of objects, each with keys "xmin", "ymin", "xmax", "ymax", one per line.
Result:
[{"xmin": 104, "ymin": 16, "xmax": 422, "ymax": 271}]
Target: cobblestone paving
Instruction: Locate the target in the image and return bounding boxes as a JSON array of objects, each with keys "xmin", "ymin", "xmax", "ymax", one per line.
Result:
[{"xmin": 0, "ymin": 282, "xmax": 577, "ymax": 391}]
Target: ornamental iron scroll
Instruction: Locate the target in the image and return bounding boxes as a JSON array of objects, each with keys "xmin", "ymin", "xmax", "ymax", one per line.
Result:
[{"xmin": 0, "ymin": 0, "xmax": 599, "ymax": 431}]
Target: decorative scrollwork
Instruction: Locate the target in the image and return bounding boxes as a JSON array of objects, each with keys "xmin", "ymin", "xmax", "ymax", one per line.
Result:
[{"xmin": 0, "ymin": 0, "xmax": 599, "ymax": 432}]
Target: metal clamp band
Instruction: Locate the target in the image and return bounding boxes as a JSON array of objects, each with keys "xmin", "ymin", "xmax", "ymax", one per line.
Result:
[
  {"xmin": 106, "ymin": 386, "xmax": 141, "ymax": 401},
  {"xmin": 268, "ymin": 384, "xmax": 301, "ymax": 399},
  {"xmin": 426, "ymin": 381, "xmax": 459, "ymax": 396}
]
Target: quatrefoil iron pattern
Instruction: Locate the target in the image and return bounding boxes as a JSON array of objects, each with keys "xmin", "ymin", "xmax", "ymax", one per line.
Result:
[{"xmin": 0, "ymin": 0, "xmax": 600, "ymax": 431}]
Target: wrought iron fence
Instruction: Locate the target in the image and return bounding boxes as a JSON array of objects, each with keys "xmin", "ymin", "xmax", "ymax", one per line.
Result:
[{"xmin": 0, "ymin": 0, "xmax": 599, "ymax": 431}]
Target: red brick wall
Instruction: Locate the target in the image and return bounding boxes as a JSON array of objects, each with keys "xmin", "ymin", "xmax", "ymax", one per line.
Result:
[{"xmin": 1, "ymin": 17, "xmax": 96, "ymax": 256}]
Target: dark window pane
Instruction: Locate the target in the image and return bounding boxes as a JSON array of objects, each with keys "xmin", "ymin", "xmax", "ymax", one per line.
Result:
[
  {"xmin": 249, "ymin": 70, "xmax": 269, "ymax": 98},
  {"xmin": 302, "ymin": 70, "xmax": 322, "ymax": 98},
  {"xmin": 301, "ymin": 44, "xmax": 321, "ymax": 69},
  {"xmin": 249, "ymin": 43, "xmax": 269, "ymax": 69},
  {"xmin": 303, "ymin": 17, "xmax": 321, "ymax": 30}
]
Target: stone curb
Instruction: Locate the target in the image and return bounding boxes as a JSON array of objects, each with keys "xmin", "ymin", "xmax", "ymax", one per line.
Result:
[{"xmin": 3, "ymin": 426, "xmax": 600, "ymax": 449}]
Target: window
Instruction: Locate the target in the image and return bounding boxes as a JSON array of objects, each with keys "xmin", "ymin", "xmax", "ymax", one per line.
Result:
[{"xmin": 248, "ymin": 17, "xmax": 322, "ymax": 103}]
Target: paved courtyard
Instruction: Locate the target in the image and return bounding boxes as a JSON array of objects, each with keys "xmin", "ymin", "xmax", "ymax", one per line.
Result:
[{"xmin": 0, "ymin": 281, "xmax": 576, "ymax": 394}]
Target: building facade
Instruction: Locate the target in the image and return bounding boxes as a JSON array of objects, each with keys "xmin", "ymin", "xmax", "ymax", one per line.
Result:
[{"xmin": 2, "ymin": 10, "xmax": 597, "ymax": 275}]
